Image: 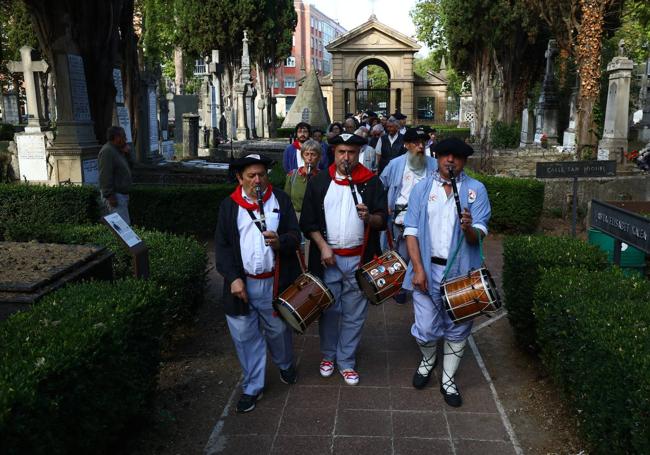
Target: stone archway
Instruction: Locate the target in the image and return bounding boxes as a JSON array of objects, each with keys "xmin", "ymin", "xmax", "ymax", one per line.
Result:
[
  {"xmin": 326, "ymin": 15, "xmax": 420, "ymax": 122},
  {"xmin": 355, "ymin": 58, "xmax": 391, "ymax": 117}
]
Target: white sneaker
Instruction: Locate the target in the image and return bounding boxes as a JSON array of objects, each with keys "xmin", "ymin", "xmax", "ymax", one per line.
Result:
[
  {"xmin": 319, "ymin": 359, "xmax": 334, "ymax": 377},
  {"xmin": 340, "ymin": 369, "xmax": 360, "ymax": 386}
]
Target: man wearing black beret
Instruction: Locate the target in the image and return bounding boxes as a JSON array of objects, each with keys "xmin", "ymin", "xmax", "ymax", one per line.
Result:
[
  {"xmin": 215, "ymin": 154, "xmax": 302, "ymax": 413},
  {"xmin": 402, "ymin": 137, "xmax": 492, "ymax": 408},
  {"xmin": 300, "ymin": 133, "xmax": 387, "ymax": 386}
]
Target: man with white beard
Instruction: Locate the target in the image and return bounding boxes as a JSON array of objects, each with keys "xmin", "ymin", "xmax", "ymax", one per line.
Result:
[{"xmin": 380, "ymin": 128, "xmax": 437, "ymax": 303}]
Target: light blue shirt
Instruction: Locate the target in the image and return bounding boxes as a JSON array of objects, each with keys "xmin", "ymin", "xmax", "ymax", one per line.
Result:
[{"xmin": 402, "ymin": 173, "xmax": 491, "ymax": 297}]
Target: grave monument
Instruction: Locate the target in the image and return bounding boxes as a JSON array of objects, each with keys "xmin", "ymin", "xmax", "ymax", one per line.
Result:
[
  {"xmin": 235, "ymin": 31, "xmax": 252, "ymax": 140},
  {"xmin": 1, "ymin": 92, "xmax": 21, "ymax": 125},
  {"xmin": 562, "ymin": 78, "xmax": 579, "ymax": 151},
  {"xmin": 598, "ymin": 41, "xmax": 634, "ymax": 161},
  {"xmin": 281, "ymin": 68, "xmax": 331, "ymax": 131},
  {"xmin": 534, "ymin": 40, "xmax": 559, "ymax": 146},
  {"xmin": 519, "ymin": 103, "xmax": 535, "ymax": 147}
]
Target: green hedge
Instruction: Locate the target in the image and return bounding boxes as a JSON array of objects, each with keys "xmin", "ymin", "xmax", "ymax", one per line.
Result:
[
  {"xmin": 471, "ymin": 173, "xmax": 544, "ymax": 234},
  {"xmin": 535, "ymin": 267, "xmax": 650, "ymax": 453},
  {"xmin": 0, "ymin": 279, "xmax": 166, "ymax": 454},
  {"xmin": 0, "ymin": 223, "xmax": 207, "ymax": 453},
  {"xmin": 0, "ymin": 184, "xmax": 100, "ymax": 226},
  {"xmin": 490, "ymin": 121, "xmax": 520, "ymax": 149},
  {"xmin": 502, "ymin": 235, "xmax": 608, "ymax": 350}
]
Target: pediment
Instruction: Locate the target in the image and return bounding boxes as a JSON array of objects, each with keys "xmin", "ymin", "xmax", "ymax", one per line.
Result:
[{"xmin": 327, "ymin": 17, "xmax": 420, "ymax": 52}]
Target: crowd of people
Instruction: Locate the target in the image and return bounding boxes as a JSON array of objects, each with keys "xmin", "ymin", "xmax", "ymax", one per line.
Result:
[{"xmin": 214, "ymin": 111, "xmax": 492, "ymax": 414}]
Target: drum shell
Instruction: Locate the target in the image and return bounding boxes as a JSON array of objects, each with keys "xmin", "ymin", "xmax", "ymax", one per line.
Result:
[
  {"xmin": 441, "ymin": 268, "xmax": 501, "ymax": 324},
  {"xmin": 356, "ymin": 250, "xmax": 407, "ymax": 305},
  {"xmin": 273, "ymin": 273, "xmax": 333, "ymax": 334}
]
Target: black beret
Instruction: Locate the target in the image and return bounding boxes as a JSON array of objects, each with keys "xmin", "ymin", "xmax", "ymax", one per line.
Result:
[
  {"xmin": 328, "ymin": 133, "xmax": 366, "ymax": 146},
  {"xmin": 231, "ymin": 153, "xmax": 275, "ymax": 172},
  {"xmin": 433, "ymin": 137, "xmax": 474, "ymax": 157},
  {"xmin": 365, "ymin": 110, "xmax": 377, "ymax": 117},
  {"xmin": 393, "ymin": 112, "xmax": 407, "ymax": 120},
  {"xmin": 403, "ymin": 127, "xmax": 428, "ymax": 142}
]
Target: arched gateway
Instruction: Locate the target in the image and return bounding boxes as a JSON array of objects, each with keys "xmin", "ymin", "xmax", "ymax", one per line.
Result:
[{"xmin": 323, "ymin": 15, "xmax": 447, "ymax": 124}]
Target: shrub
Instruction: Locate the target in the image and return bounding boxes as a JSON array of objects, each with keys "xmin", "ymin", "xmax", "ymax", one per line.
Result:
[
  {"xmin": 434, "ymin": 127, "xmax": 471, "ymax": 141},
  {"xmin": 276, "ymin": 127, "xmax": 293, "ymax": 138},
  {"xmin": 502, "ymin": 235, "xmax": 608, "ymax": 350},
  {"xmin": 0, "ymin": 184, "xmax": 100, "ymax": 227},
  {"xmin": 471, "ymin": 173, "xmax": 544, "ymax": 233},
  {"xmin": 0, "ymin": 279, "xmax": 167, "ymax": 454},
  {"xmin": 535, "ymin": 267, "xmax": 650, "ymax": 453},
  {"xmin": 490, "ymin": 121, "xmax": 520, "ymax": 149},
  {"xmin": 129, "ymin": 184, "xmax": 230, "ymax": 236}
]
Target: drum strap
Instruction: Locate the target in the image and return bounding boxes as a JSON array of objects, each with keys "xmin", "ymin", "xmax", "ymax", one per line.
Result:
[
  {"xmin": 386, "ymin": 227, "xmax": 395, "ymax": 250},
  {"xmin": 357, "ymin": 224, "xmax": 371, "ymax": 268},
  {"xmin": 296, "ymin": 248, "xmax": 307, "ymax": 273},
  {"xmin": 441, "ymin": 228, "xmax": 485, "ymax": 282}
]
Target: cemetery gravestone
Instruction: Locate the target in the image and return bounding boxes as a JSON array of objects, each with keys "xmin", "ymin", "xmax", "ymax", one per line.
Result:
[
  {"xmin": 183, "ymin": 113, "xmax": 199, "ymax": 158},
  {"xmin": 2, "ymin": 92, "xmax": 20, "ymax": 125},
  {"xmin": 519, "ymin": 106, "xmax": 535, "ymax": 147},
  {"xmin": 535, "ymin": 40, "xmax": 559, "ymax": 146},
  {"xmin": 173, "ymin": 95, "xmax": 199, "ymax": 144},
  {"xmin": 6, "ymin": 46, "xmax": 48, "ymax": 128}
]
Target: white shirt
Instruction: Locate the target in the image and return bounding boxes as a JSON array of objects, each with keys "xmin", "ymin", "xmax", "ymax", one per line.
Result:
[
  {"xmin": 427, "ymin": 180, "xmax": 460, "ymax": 259},
  {"xmin": 324, "ymin": 174, "xmax": 364, "ymax": 249},
  {"xmin": 394, "ymin": 166, "xmax": 427, "ymax": 226},
  {"xmin": 296, "ymin": 148, "xmax": 305, "ymax": 168},
  {"xmin": 237, "ymin": 189, "xmax": 280, "ymax": 275},
  {"xmin": 374, "ymin": 134, "xmax": 399, "ymax": 155}
]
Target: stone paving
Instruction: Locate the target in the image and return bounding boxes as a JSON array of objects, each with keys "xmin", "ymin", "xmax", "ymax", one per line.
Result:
[{"xmin": 205, "ymin": 238, "xmax": 518, "ymax": 454}]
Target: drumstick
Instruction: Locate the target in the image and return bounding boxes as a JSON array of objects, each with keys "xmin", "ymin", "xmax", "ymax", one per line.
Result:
[{"xmin": 447, "ymin": 166, "xmax": 463, "ymax": 223}]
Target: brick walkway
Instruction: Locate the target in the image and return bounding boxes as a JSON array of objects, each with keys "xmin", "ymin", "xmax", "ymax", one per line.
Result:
[{"xmin": 205, "ymin": 238, "xmax": 519, "ymax": 454}]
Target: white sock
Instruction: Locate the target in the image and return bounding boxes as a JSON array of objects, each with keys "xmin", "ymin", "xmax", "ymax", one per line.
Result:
[
  {"xmin": 441, "ymin": 339, "xmax": 466, "ymax": 394},
  {"xmin": 417, "ymin": 341, "xmax": 437, "ymax": 376}
]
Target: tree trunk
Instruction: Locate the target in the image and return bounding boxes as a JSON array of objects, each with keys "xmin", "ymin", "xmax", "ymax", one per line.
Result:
[
  {"xmin": 174, "ymin": 46, "xmax": 184, "ymax": 94},
  {"xmin": 471, "ymin": 47, "xmax": 494, "ymax": 170},
  {"xmin": 575, "ymin": 0, "xmax": 609, "ymax": 158}
]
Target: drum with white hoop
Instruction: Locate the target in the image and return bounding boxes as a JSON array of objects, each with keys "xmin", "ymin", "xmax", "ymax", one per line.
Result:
[
  {"xmin": 273, "ymin": 273, "xmax": 334, "ymax": 334},
  {"xmin": 440, "ymin": 267, "xmax": 502, "ymax": 324}
]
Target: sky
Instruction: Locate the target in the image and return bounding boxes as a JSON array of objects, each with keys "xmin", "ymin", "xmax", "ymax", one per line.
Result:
[{"xmin": 307, "ymin": 0, "xmax": 430, "ymax": 56}]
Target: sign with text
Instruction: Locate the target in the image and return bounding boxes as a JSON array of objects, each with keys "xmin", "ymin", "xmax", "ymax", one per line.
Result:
[
  {"xmin": 103, "ymin": 213, "xmax": 142, "ymax": 248},
  {"xmin": 82, "ymin": 158, "xmax": 99, "ymax": 185},
  {"xmin": 102, "ymin": 213, "xmax": 149, "ymax": 279},
  {"xmin": 67, "ymin": 54, "xmax": 92, "ymax": 122},
  {"xmin": 591, "ymin": 200, "xmax": 650, "ymax": 253},
  {"xmin": 16, "ymin": 133, "xmax": 48, "ymax": 181},
  {"xmin": 536, "ymin": 160, "xmax": 617, "ymax": 179}
]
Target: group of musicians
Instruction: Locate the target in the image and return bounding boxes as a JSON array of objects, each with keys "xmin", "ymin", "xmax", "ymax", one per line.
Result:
[{"xmin": 215, "ymin": 128, "xmax": 492, "ymax": 413}]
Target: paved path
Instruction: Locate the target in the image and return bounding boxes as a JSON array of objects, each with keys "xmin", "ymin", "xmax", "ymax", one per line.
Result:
[{"xmin": 204, "ymin": 238, "xmax": 519, "ymax": 454}]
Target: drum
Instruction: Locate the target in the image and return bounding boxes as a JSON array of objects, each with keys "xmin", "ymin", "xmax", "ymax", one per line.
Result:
[
  {"xmin": 273, "ymin": 273, "xmax": 334, "ymax": 334},
  {"xmin": 441, "ymin": 267, "xmax": 502, "ymax": 324},
  {"xmin": 355, "ymin": 250, "xmax": 407, "ymax": 305}
]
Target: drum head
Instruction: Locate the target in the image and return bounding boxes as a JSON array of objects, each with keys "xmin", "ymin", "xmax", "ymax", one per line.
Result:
[
  {"xmin": 273, "ymin": 298, "xmax": 306, "ymax": 334},
  {"xmin": 480, "ymin": 268, "xmax": 502, "ymax": 310},
  {"xmin": 355, "ymin": 269, "xmax": 380, "ymax": 305}
]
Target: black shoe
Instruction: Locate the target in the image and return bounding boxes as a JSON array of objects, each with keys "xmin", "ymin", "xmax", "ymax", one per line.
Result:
[
  {"xmin": 236, "ymin": 392, "xmax": 262, "ymax": 413},
  {"xmin": 280, "ymin": 365, "xmax": 297, "ymax": 384},
  {"xmin": 440, "ymin": 382, "xmax": 462, "ymax": 407},
  {"xmin": 394, "ymin": 291, "xmax": 407, "ymax": 304},
  {"xmin": 412, "ymin": 356, "xmax": 438, "ymax": 389}
]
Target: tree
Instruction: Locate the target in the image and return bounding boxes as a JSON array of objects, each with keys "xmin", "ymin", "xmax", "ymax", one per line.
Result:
[
  {"xmin": 527, "ymin": 0, "xmax": 624, "ymax": 157},
  {"xmin": 0, "ymin": 0, "xmax": 38, "ymax": 89},
  {"xmin": 412, "ymin": 0, "xmax": 547, "ymax": 146},
  {"xmin": 366, "ymin": 64, "xmax": 388, "ymax": 89}
]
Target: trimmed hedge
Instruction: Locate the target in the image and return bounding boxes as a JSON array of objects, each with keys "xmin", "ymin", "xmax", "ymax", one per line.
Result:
[
  {"xmin": 0, "ymin": 223, "xmax": 207, "ymax": 453},
  {"xmin": 0, "ymin": 279, "xmax": 167, "ymax": 454},
  {"xmin": 535, "ymin": 267, "xmax": 650, "ymax": 453},
  {"xmin": 0, "ymin": 184, "xmax": 100, "ymax": 226},
  {"xmin": 0, "ymin": 167, "xmax": 542, "ymax": 236},
  {"xmin": 473, "ymin": 173, "xmax": 544, "ymax": 234},
  {"xmin": 502, "ymin": 235, "xmax": 608, "ymax": 350}
]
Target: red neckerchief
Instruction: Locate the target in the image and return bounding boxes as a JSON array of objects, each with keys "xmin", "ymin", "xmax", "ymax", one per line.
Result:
[
  {"xmin": 230, "ymin": 185, "xmax": 273, "ymax": 210},
  {"xmin": 298, "ymin": 165, "xmax": 319, "ymax": 177},
  {"xmin": 328, "ymin": 163, "xmax": 375, "ymax": 186},
  {"xmin": 292, "ymin": 140, "xmax": 302, "ymax": 150}
]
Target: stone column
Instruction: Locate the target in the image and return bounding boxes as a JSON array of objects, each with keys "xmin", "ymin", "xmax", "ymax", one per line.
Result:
[
  {"xmin": 235, "ymin": 83, "xmax": 249, "ymax": 140},
  {"xmin": 519, "ymin": 105, "xmax": 535, "ymax": 147},
  {"xmin": 598, "ymin": 50, "xmax": 634, "ymax": 161},
  {"xmin": 183, "ymin": 113, "xmax": 199, "ymax": 157}
]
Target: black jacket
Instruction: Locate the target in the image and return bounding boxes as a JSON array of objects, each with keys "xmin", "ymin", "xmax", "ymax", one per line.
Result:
[
  {"xmin": 214, "ymin": 188, "xmax": 301, "ymax": 316},
  {"xmin": 299, "ymin": 169, "xmax": 387, "ymax": 279},
  {"xmin": 378, "ymin": 134, "xmax": 406, "ymax": 174}
]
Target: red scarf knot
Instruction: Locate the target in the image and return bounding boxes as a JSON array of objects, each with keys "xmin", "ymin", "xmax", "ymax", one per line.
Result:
[
  {"xmin": 328, "ymin": 163, "xmax": 374, "ymax": 186},
  {"xmin": 292, "ymin": 140, "xmax": 302, "ymax": 150},
  {"xmin": 230, "ymin": 184, "xmax": 273, "ymax": 211},
  {"xmin": 298, "ymin": 165, "xmax": 319, "ymax": 177}
]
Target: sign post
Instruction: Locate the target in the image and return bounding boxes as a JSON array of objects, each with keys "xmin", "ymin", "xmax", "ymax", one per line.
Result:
[
  {"xmin": 102, "ymin": 213, "xmax": 150, "ymax": 279},
  {"xmin": 590, "ymin": 200, "xmax": 650, "ymax": 265},
  {"xmin": 536, "ymin": 160, "xmax": 617, "ymax": 236}
]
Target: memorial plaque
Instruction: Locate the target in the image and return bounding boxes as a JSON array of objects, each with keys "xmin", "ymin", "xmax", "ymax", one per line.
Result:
[
  {"xmin": 82, "ymin": 158, "xmax": 99, "ymax": 185},
  {"xmin": 161, "ymin": 140, "xmax": 174, "ymax": 160},
  {"xmin": 148, "ymin": 87, "xmax": 159, "ymax": 153},
  {"xmin": 591, "ymin": 200, "xmax": 650, "ymax": 254},
  {"xmin": 116, "ymin": 105, "xmax": 133, "ymax": 143},
  {"xmin": 536, "ymin": 160, "xmax": 617, "ymax": 179},
  {"xmin": 2, "ymin": 94, "xmax": 20, "ymax": 125},
  {"xmin": 67, "ymin": 54, "xmax": 92, "ymax": 122},
  {"xmin": 16, "ymin": 134, "xmax": 48, "ymax": 181},
  {"xmin": 104, "ymin": 213, "xmax": 142, "ymax": 248},
  {"xmin": 113, "ymin": 68, "xmax": 125, "ymax": 103}
]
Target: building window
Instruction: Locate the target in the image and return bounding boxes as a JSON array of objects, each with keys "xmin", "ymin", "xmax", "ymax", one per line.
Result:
[
  {"xmin": 285, "ymin": 56, "xmax": 296, "ymax": 67},
  {"xmin": 274, "ymin": 79, "xmax": 280, "ymax": 88},
  {"xmin": 285, "ymin": 77, "xmax": 296, "ymax": 88},
  {"xmin": 417, "ymin": 97, "xmax": 435, "ymax": 120}
]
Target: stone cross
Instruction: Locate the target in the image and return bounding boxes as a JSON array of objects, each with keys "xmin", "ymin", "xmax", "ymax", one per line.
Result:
[
  {"xmin": 7, "ymin": 46, "xmax": 49, "ymax": 129},
  {"xmin": 543, "ymin": 40, "xmax": 558, "ymax": 84}
]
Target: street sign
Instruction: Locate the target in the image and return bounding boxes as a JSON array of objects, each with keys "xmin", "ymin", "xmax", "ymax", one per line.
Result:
[
  {"xmin": 591, "ymin": 200, "xmax": 650, "ymax": 255},
  {"xmin": 535, "ymin": 160, "xmax": 616, "ymax": 179},
  {"xmin": 536, "ymin": 160, "xmax": 617, "ymax": 237}
]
